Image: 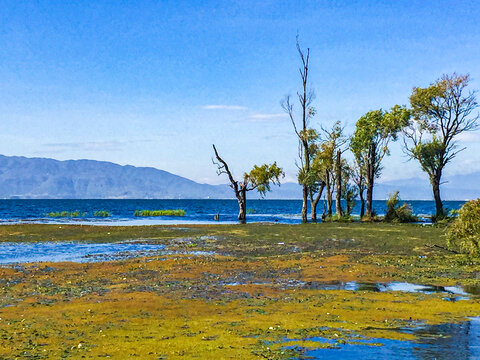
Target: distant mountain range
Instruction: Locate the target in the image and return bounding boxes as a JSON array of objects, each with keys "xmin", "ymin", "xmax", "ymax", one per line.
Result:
[
  {"xmin": 0, "ymin": 155, "xmax": 478, "ymax": 200},
  {"xmin": 0, "ymin": 155, "xmax": 230, "ymax": 199}
]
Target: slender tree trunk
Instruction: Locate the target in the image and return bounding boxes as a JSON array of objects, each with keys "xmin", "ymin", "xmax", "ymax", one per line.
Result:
[
  {"xmin": 308, "ymin": 189, "xmax": 316, "ymax": 223},
  {"xmin": 335, "ymin": 150, "xmax": 343, "ymax": 218},
  {"xmin": 301, "ymin": 184, "xmax": 308, "ymax": 223},
  {"xmin": 431, "ymin": 171, "xmax": 444, "ymax": 221},
  {"xmin": 237, "ymin": 187, "xmax": 247, "ymax": 224},
  {"xmin": 365, "ymin": 178, "xmax": 374, "ymax": 218},
  {"xmin": 365, "ymin": 143, "xmax": 376, "ymax": 218},
  {"xmin": 359, "ymin": 186, "xmax": 365, "ymax": 218},
  {"xmin": 325, "ymin": 171, "xmax": 333, "ymax": 217},
  {"xmin": 301, "ymin": 136, "xmax": 310, "ymax": 224},
  {"xmin": 309, "ymin": 183, "xmax": 325, "ymax": 222}
]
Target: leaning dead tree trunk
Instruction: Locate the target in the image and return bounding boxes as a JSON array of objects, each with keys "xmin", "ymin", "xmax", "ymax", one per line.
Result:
[{"xmin": 212, "ymin": 145, "xmax": 247, "ymax": 224}]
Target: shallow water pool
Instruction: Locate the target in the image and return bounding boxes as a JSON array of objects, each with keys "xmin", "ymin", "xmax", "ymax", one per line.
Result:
[
  {"xmin": 293, "ymin": 317, "xmax": 480, "ymax": 359},
  {"xmin": 0, "ymin": 241, "xmax": 166, "ymax": 264}
]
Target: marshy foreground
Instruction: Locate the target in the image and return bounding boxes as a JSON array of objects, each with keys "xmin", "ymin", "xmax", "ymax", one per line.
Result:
[{"xmin": 0, "ymin": 223, "xmax": 479, "ymax": 359}]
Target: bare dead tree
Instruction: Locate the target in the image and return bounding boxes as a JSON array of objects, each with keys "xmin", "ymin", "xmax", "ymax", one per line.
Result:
[
  {"xmin": 212, "ymin": 144, "xmax": 283, "ymax": 224},
  {"xmin": 281, "ymin": 36, "xmax": 316, "ymax": 223}
]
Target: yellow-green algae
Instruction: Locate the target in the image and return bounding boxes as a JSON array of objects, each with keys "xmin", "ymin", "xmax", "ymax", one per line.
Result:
[{"xmin": 0, "ymin": 223, "xmax": 479, "ymax": 359}]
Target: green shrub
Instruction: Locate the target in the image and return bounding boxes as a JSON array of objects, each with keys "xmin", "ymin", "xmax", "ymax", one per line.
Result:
[
  {"xmin": 447, "ymin": 198, "xmax": 480, "ymax": 256},
  {"xmin": 93, "ymin": 210, "xmax": 111, "ymax": 217},
  {"xmin": 134, "ymin": 209, "xmax": 186, "ymax": 217},
  {"xmin": 384, "ymin": 191, "xmax": 417, "ymax": 223},
  {"xmin": 47, "ymin": 211, "xmax": 83, "ymax": 218}
]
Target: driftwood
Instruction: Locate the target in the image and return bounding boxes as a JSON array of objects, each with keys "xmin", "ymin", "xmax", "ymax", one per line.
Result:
[{"xmin": 424, "ymin": 243, "xmax": 460, "ymax": 254}]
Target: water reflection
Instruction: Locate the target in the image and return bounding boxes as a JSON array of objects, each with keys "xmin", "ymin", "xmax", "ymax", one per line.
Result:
[
  {"xmin": 302, "ymin": 281, "xmax": 477, "ymax": 298},
  {"xmin": 300, "ymin": 317, "xmax": 480, "ymax": 359}
]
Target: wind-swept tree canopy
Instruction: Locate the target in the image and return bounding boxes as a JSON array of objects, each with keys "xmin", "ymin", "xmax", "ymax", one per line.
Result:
[
  {"xmin": 404, "ymin": 73, "xmax": 479, "ymax": 220},
  {"xmin": 212, "ymin": 145, "xmax": 284, "ymax": 223},
  {"xmin": 350, "ymin": 106, "xmax": 410, "ymax": 218}
]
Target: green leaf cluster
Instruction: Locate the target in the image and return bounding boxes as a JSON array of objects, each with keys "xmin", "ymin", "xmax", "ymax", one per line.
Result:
[
  {"xmin": 447, "ymin": 198, "xmax": 480, "ymax": 256},
  {"xmin": 245, "ymin": 162, "xmax": 284, "ymax": 197},
  {"xmin": 350, "ymin": 106, "xmax": 410, "ymax": 179},
  {"xmin": 410, "ymin": 137, "xmax": 446, "ymax": 179}
]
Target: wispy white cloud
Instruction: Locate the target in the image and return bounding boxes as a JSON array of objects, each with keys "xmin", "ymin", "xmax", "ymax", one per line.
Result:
[
  {"xmin": 249, "ymin": 113, "xmax": 288, "ymax": 121},
  {"xmin": 202, "ymin": 104, "xmax": 248, "ymax": 110},
  {"xmin": 43, "ymin": 139, "xmax": 153, "ymax": 152}
]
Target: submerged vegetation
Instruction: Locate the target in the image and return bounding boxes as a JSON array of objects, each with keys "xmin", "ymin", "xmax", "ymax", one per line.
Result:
[
  {"xmin": 134, "ymin": 209, "xmax": 186, "ymax": 217},
  {"xmin": 93, "ymin": 210, "xmax": 110, "ymax": 217},
  {"xmin": 46, "ymin": 211, "xmax": 84, "ymax": 218}
]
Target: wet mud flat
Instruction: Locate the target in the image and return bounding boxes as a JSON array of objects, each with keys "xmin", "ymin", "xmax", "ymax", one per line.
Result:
[{"xmin": 0, "ymin": 223, "xmax": 480, "ymax": 359}]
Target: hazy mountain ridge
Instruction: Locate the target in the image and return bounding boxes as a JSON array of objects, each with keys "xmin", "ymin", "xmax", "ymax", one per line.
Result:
[
  {"xmin": 0, "ymin": 155, "xmax": 478, "ymax": 200},
  {"xmin": 0, "ymin": 155, "xmax": 231, "ymax": 199}
]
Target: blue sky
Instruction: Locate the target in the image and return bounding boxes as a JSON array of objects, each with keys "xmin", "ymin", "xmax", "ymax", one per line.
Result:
[{"xmin": 1, "ymin": 0, "xmax": 479, "ymax": 184}]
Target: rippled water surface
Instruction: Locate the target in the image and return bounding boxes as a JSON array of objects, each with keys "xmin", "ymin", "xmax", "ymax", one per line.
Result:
[{"xmin": 0, "ymin": 199, "xmax": 467, "ymax": 224}]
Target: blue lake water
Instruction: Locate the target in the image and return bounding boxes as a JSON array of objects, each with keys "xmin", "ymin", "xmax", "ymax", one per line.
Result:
[
  {"xmin": 0, "ymin": 199, "xmax": 467, "ymax": 225},
  {"xmin": 299, "ymin": 317, "xmax": 480, "ymax": 360}
]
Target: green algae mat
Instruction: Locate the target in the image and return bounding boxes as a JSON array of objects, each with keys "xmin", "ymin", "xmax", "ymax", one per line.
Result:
[{"xmin": 0, "ymin": 223, "xmax": 479, "ymax": 359}]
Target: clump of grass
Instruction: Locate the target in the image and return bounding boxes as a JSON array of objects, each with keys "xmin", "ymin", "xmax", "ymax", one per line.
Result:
[
  {"xmin": 384, "ymin": 191, "xmax": 418, "ymax": 223},
  {"xmin": 134, "ymin": 209, "xmax": 186, "ymax": 217},
  {"xmin": 93, "ymin": 210, "xmax": 111, "ymax": 217},
  {"xmin": 47, "ymin": 211, "xmax": 83, "ymax": 218}
]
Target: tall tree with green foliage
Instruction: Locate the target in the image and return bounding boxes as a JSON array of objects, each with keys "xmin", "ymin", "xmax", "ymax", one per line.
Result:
[
  {"xmin": 350, "ymin": 106, "xmax": 410, "ymax": 218},
  {"xmin": 212, "ymin": 145, "xmax": 284, "ymax": 224},
  {"xmin": 404, "ymin": 74, "xmax": 479, "ymax": 220},
  {"xmin": 282, "ymin": 37, "xmax": 316, "ymax": 223},
  {"xmin": 311, "ymin": 121, "xmax": 345, "ymax": 220}
]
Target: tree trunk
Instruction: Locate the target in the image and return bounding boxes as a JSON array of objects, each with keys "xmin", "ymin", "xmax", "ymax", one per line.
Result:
[
  {"xmin": 431, "ymin": 172, "xmax": 444, "ymax": 221},
  {"xmin": 237, "ymin": 187, "xmax": 247, "ymax": 224},
  {"xmin": 301, "ymin": 184, "xmax": 308, "ymax": 223},
  {"xmin": 309, "ymin": 190, "xmax": 316, "ymax": 223},
  {"xmin": 365, "ymin": 143, "xmax": 376, "ymax": 218},
  {"xmin": 325, "ymin": 171, "xmax": 332, "ymax": 217},
  {"xmin": 335, "ymin": 150, "xmax": 343, "ymax": 218},
  {"xmin": 359, "ymin": 186, "xmax": 365, "ymax": 218},
  {"xmin": 309, "ymin": 183, "xmax": 325, "ymax": 222},
  {"xmin": 365, "ymin": 178, "xmax": 374, "ymax": 218}
]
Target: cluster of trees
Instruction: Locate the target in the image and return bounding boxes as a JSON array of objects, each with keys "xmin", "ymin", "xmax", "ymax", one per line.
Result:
[
  {"xmin": 213, "ymin": 38, "xmax": 478, "ymax": 224},
  {"xmin": 283, "ymin": 39, "xmax": 479, "ymax": 223}
]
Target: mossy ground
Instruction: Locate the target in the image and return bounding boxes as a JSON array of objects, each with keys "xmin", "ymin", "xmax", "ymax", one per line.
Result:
[{"xmin": 0, "ymin": 223, "xmax": 479, "ymax": 359}]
